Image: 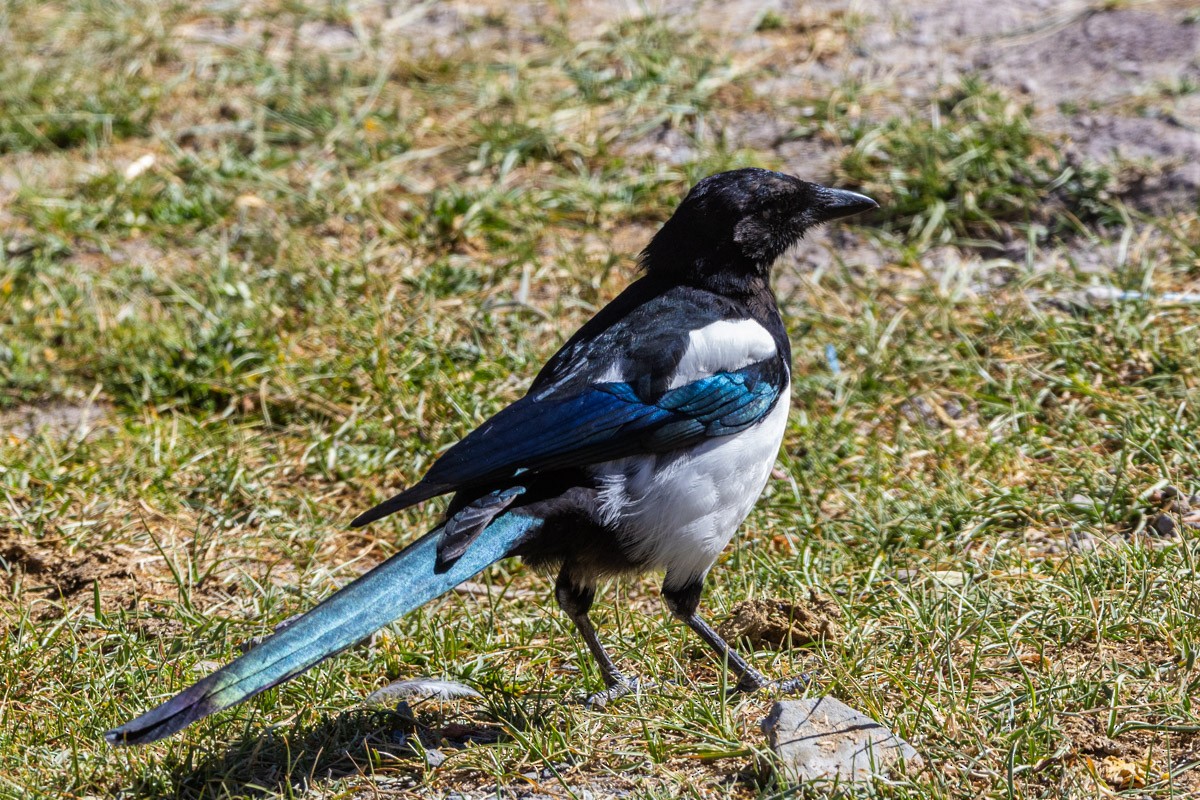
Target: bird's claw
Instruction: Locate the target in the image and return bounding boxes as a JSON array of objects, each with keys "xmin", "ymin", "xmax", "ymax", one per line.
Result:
[
  {"xmin": 729, "ymin": 673, "xmax": 811, "ymax": 697},
  {"xmin": 582, "ymin": 676, "xmax": 648, "ymax": 709}
]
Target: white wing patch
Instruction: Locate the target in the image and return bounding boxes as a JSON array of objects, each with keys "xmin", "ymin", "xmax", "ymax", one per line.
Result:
[{"xmin": 670, "ymin": 319, "xmax": 776, "ymax": 388}]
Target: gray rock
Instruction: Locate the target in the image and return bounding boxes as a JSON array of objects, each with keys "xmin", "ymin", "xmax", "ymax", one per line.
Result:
[
  {"xmin": 2, "ymin": 402, "xmax": 110, "ymax": 441},
  {"xmin": 762, "ymin": 698, "xmax": 922, "ymax": 786},
  {"xmin": 1150, "ymin": 513, "xmax": 1178, "ymax": 538},
  {"xmin": 422, "ymin": 747, "xmax": 446, "ymax": 768},
  {"xmin": 1069, "ymin": 529, "xmax": 1098, "ymax": 553}
]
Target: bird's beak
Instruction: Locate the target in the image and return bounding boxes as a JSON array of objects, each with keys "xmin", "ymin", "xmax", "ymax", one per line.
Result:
[{"xmin": 814, "ymin": 186, "xmax": 879, "ymax": 222}]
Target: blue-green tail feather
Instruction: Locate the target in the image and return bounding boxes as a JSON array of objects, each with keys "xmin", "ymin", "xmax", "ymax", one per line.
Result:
[{"xmin": 105, "ymin": 512, "xmax": 540, "ymax": 745}]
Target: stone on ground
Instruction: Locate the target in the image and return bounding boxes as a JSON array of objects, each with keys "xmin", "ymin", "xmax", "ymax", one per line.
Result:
[{"xmin": 762, "ymin": 698, "xmax": 922, "ymax": 787}]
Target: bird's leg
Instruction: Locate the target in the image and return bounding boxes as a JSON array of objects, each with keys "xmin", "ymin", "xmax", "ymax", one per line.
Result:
[
  {"xmin": 555, "ymin": 569, "xmax": 639, "ymax": 708},
  {"xmin": 663, "ymin": 579, "xmax": 808, "ymax": 695}
]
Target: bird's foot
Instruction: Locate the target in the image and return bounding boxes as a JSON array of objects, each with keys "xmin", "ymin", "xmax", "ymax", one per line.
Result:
[
  {"xmin": 729, "ymin": 672, "xmax": 812, "ymax": 697},
  {"xmin": 582, "ymin": 676, "xmax": 648, "ymax": 710}
]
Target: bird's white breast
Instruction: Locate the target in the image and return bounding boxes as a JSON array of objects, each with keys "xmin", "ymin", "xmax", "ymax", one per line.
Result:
[{"xmin": 593, "ymin": 390, "xmax": 789, "ymax": 586}]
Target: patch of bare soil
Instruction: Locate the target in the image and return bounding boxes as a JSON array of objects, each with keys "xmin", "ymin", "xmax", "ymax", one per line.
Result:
[
  {"xmin": 1, "ymin": 401, "xmax": 111, "ymax": 441},
  {"xmin": 982, "ymin": 9, "xmax": 1198, "ymax": 105},
  {"xmin": 718, "ymin": 590, "xmax": 844, "ymax": 649},
  {"xmin": 893, "ymin": 1, "xmax": 1199, "ymax": 214},
  {"xmin": 1059, "ymin": 113, "xmax": 1200, "ymax": 214},
  {"xmin": 0, "ymin": 526, "xmax": 236, "ymax": 627},
  {"xmin": 1059, "ymin": 714, "xmax": 1200, "ymax": 793},
  {"xmin": 0, "ymin": 531, "xmax": 137, "ymax": 620},
  {"xmin": 742, "ymin": 0, "xmax": 1200, "ymax": 215},
  {"xmin": 1029, "ymin": 635, "xmax": 1200, "ymax": 791},
  {"xmin": 979, "ymin": 7, "xmax": 1200, "ymax": 214}
]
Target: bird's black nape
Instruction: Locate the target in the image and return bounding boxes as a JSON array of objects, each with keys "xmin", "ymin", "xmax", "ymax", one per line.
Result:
[{"xmin": 639, "ymin": 168, "xmax": 876, "ymax": 282}]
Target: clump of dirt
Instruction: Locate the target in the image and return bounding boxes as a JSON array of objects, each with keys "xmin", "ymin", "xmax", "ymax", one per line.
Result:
[{"xmin": 718, "ymin": 590, "xmax": 844, "ymax": 649}]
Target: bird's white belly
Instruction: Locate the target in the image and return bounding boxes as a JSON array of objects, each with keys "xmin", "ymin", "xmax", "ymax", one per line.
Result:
[{"xmin": 592, "ymin": 387, "xmax": 790, "ymax": 586}]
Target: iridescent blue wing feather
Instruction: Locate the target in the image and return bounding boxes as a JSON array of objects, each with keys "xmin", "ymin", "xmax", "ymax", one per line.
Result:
[{"xmin": 351, "ymin": 362, "xmax": 782, "ymax": 527}]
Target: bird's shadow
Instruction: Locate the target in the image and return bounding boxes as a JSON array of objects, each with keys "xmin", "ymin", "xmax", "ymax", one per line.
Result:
[
  {"xmin": 124, "ymin": 694, "xmax": 560, "ymax": 800},
  {"xmin": 124, "ymin": 708, "xmax": 419, "ymax": 799}
]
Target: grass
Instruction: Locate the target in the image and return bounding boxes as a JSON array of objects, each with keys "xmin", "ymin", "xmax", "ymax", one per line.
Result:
[
  {"xmin": 836, "ymin": 77, "xmax": 1116, "ymax": 248},
  {"xmin": 3, "ymin": 2, "xmax": 1200, "ymax": 799}
]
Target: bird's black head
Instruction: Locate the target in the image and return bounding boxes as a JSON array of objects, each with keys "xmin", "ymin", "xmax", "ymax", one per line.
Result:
[{"xmin": 640, "ymin": 168, "xmax": 877, "ymax": 286}]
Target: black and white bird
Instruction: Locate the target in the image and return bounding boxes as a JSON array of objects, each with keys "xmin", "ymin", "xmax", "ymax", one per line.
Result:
[{"xmin": 106, "ymin": 168, "xmax": 877, "ymax": 745}]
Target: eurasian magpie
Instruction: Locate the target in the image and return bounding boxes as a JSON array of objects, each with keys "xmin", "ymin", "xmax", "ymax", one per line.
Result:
[{"xmin": 106, "ymin": 168, "xmax": 877, "ymax": 745}]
